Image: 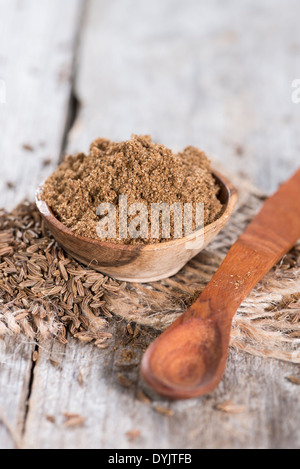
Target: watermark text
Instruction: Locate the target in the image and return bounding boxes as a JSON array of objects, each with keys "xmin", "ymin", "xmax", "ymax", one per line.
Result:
[
  {"xmin": 96, "ymin": 195, "xmax": 205, "ymax": 250},
  {"xmin": 0, "ymin": 79, "xmax": 6, "ymax": 103},
  {"xmin": 291, "ymin": 79, "xmax": 300, "ymax": 103}
]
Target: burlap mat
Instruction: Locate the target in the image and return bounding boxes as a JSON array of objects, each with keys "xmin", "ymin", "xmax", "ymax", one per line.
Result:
[
  {"xmin": 106, "ymin": 177, "xmax": 300, "ymax": 364},
  {"xmin": 0, "ymin": 175, "xmax": 299, "ymax": 364}
]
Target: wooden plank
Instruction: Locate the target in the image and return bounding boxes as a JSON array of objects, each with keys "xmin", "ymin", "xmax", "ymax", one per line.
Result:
[
  {"xmin": 0, "ymin": 0, "xmax": 84, "ymax": 449},
  {"xmin": 68, "ymin": 0, "xmax": 300, "ymax": 194},
  {"xmin": 0, "ymin": 336, "xmax": 33, "ymax": 449},
  {"xmin": 0, "ymin": 0, "xmax": 84, "ymax": 209},
  {"xmin": 23, "ymin": 332, "xmax": 300, "ymax": 449}
]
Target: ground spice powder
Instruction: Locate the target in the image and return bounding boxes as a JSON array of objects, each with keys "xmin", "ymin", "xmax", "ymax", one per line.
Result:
[{"xmin": 42, "ymin": 135, "xmax": 222, "ymax": 244}]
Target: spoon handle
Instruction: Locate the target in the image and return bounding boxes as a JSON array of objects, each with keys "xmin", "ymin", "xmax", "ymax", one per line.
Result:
[
  {"xmin": 142, "ymin": 168, "xmax": 300, "ymax": 399},
  {"xmin": 170, "ymin": 168, "xmax": 300, "ymax": 325}
]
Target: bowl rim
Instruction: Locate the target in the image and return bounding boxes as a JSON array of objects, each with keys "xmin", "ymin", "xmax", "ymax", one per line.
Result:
[{"xmin": 35, "ymin": 170, "xmax": 238, "ymax": 252}]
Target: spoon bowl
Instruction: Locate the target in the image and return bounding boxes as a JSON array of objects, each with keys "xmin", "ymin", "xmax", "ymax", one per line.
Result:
[
  {"xmin": 35, "ymin": 171, "xmax": 237, "ymax": 283},
  {"xmin": 142, "ymin": 314, "xmax": 225, "ymax": 399}
]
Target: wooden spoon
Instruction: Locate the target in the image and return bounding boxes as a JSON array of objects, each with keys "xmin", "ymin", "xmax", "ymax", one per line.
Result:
[{"xmin": 141, "ymin": 169, "xmax": 300, "ymax": 399}]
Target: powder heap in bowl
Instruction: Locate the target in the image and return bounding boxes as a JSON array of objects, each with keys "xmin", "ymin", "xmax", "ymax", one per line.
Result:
[{"xmin": 42, "ymin": 135, "xmax": 222, "ymax": 244}]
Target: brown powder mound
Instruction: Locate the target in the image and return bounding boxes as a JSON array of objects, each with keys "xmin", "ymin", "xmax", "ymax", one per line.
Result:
[{"xmin": 42, "ymin": 135, "xmax": 222, "ymax": 244}]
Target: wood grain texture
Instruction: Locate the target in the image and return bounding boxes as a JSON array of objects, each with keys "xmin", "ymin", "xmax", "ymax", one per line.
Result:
[
  {"xmin": 0, "ymin": 0, "xmax": 84, "ymax": 210},
  {"xmin": 0, "ymin": 336, "xmax": 34, "ymax": 449},
  {"xmin": 1, "ymin": 0, "xmax": 300, "ymax": 449},
  {"xmin": 23, "ymin": 334, "xmax": 300, "ymax": 449}
]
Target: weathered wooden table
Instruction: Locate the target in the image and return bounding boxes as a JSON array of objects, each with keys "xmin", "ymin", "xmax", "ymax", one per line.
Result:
[{"xmin": 0, "ymin": 0, "xmax": 299, "ymax": 449}]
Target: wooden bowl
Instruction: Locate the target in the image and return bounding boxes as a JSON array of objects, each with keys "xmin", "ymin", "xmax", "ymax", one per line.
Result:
[{"xmin": 35, "ymin": 171, "xmax": 237, "ymax": 283}]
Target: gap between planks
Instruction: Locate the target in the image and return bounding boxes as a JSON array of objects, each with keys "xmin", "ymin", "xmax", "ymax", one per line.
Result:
[
  {"xmin": 20, "ymin": 1, "xmax": 87, "ymax": 443},
  {"xmin": 0, "ymin": 0, "xmax": 86, "ymax": 448}
]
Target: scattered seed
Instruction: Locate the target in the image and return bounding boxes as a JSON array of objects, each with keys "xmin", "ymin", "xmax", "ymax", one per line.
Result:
[
  {"xmin": 117, "ymin": 373, "xmax": 134, "ymax": 388},
  {"xmin": 49, "ymin": 358, "xmax": 61, "ymax": 367},
  {"xmin": 215, "ymin": 400, "xmax": 247, "ymax": 414},
  {"xmin": 77, "ymin": 280, "xmax": 85, "ymax": 297},
  {"xmin": 59, "ymin": 261, "xmax": 68, "ymax": 281},
  {"xmin": 126, "ymin": 429, "xmax": 141, "ymax": 441},
  {"xmin": 287, "ymin": 375, "xmax": 300, "ymax": 385},
  {"xmin": 126, "ymin": 323, "xmax": 134, "ymax": 335},
  {"xmin": 137, "ymin": 389, "xmax": 151, "ymax": 405},
  {"xmin": 63, "ymin": 413, "xmax": 86, "ymax": 428},
  {"xmin": 153, "ymin": 406, "xmax": 174, "ymax": 417},
  {"xmin": 43, "ymin": 158, "xmax": 52, "ymax": 167},
  {"xmin": 77, "ymin": 370, "xmax": 84, "ymax": 385},
  {"xmin": 0, "ymin": 247, "xmax": 14, "ymax": 257},
  {"xmin": 22, "ymin": 143, "xmax": 34, "ymax": 152},
  {"xmin": 45, "ymin": 415, "xmax": 56, "ymax": 424}
]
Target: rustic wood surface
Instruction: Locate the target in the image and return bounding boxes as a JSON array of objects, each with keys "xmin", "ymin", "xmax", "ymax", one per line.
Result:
[{"xmin": 0, "ymin": 0, "xmax": 300, "ymax": 449}]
